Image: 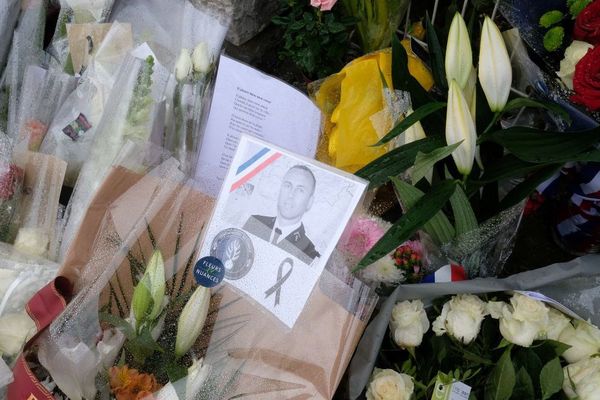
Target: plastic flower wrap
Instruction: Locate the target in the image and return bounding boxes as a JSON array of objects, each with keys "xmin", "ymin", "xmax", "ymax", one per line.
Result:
[
  {"xmin": 0, "ymin": 242, "xmax": 59, "ymax": 364},
  {"xmin": 165, "ymin": 2, "xmax": 230, "ymax": 175},
  {"xmin": 0, "ymin": 133, "xmax": 23, "ymax": 243},
  {"xmin": 308, "ymin": 43, "xmax": 433, "ymax": 173},
  {"xmin": 0, "ymin": 0, "xmax": 19, "ymax": 77},
  {"xmin": 23, "ymin": 140, "xmax": 378, "ymax": 399},
  {"xmin": 0, "ymin": 0, "xmax": 47, "ymax": 136},
  {"xmin": 40, "ymin": 22, "xmax": 134, "ymax": 187},
  {"xmin": 12, "ymin": 66, "xmax": 77, "ymax": 154},
  {"xmin": 58, "ymin": 51, "xmax": 168, "ymax": 261},
  {"xmin": 48, "ymin": 0, "xmax": 116, "ymax": 72},
  {"xmin": 12, "ymin": 153, "xmax": 66, "ymax": 260}
]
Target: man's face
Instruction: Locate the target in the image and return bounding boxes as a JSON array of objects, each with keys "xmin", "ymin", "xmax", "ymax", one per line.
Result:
[{"xmin": 277, "ymin": 168, "xmax": 315, "ymax": 221}]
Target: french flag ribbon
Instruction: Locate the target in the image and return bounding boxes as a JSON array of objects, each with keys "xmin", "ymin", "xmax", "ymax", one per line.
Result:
[
  {"xmin": 421, "ymin": 264, "xmax": 467, "ymax": 283},
  {"xmin": 230, "ymin": 147, "xmax": 282, "ymax": 192}
]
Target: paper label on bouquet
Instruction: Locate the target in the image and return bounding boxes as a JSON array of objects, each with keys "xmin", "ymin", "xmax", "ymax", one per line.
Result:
[
  {"xmin": 62, "ymin": 113, "xmax": 92, "ymax": 141},
  {"xmin": 194, "ymin": 55, "xmax": 322, "ymax": 197},
  {"xmin": 432, "ymin": 378, "xmax": 471, "ymax": 400},
  {"xmin": 197, "ymin": 135, "xmax": 367, "ymax": 328},
  {"xmin": 515, "ymin": 291, "xmax": 584, "ymax": 321}
]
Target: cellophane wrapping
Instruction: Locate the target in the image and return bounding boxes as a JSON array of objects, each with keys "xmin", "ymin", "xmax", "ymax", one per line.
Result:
[{"xmin": 32, "ymin": 145, "xmax": 378, "ymax": 399}]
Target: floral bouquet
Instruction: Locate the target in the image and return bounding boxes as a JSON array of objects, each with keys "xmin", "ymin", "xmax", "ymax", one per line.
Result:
[
  {"xmin": 12, "ymin": 65, "xmax": 77, "ymax": 153},
  {"xmin": 12, "ymin": 141, "xmax": 378, "ymax": 400},
  {"xmin": 48, "ymin": 0, "xmax": 117, "ymax": 73},
  {"xmin": 347, "ymin": 255, "xmax": 600, "ymax": 399},
  {"xmin": 0, "ymin": 242, "xmax": 59, "ymax": 367},
  {"xmin": 167, "ymin": 2, "xmax": 230, "ymax": 175},
  {"xmin": 58, "ymin": 51, "xmax": 168, "ymax": 261},
  {"xmin": 0, "ymin": 133, "xmax": 23, "ymax": 243}
]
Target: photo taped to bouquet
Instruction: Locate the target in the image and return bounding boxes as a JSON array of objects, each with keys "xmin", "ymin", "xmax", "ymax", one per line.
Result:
[{"xmin": 197, "ymin": 135, "xmax": 368, "ymax": 328}]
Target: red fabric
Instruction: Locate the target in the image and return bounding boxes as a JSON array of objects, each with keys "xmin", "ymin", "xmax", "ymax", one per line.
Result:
[
  {"xmin": 451, "ymin": 264, "xmax": 467, "ymax": 281},
  {"xmin": 7, "ymin": 277, "xmax": 71, "ymax": 400}
]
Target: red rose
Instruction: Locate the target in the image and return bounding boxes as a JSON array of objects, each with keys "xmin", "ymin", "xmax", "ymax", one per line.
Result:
[
  {"xmin": 0, "ymin": 163, "xmax": 24, "ymax": 200},
  {"xmin": 571, "ymin": 45, "xmax": 600, "ymax": 110},
  {"xmin": 573, "ymin": 0, "xmax": 600, "ymax": 45}
]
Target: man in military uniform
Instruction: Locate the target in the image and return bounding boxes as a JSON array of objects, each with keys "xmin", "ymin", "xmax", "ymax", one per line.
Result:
[{"xmin": 243, "ymin": 165, "xmax": 320, "ymax": 264}]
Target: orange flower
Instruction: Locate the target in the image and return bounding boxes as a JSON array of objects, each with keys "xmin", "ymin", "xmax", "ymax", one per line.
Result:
[{"xmin": 109, "ymin": 365, "xmax": 161, "ymax": 400}]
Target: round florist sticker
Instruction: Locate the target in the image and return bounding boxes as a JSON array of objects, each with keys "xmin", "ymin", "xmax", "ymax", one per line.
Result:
[{"xmin": 194, "ymin": 257, "xmax": 225, "ymax": 288}]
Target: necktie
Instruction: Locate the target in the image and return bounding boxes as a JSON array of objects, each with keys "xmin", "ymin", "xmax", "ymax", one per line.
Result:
[{"xmin": 272, "ymin": 228, "xmax": 282, "ymax": 244}]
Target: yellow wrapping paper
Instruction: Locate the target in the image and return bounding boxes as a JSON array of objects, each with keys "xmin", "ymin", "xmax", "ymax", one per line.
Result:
[{"xmin": 311, "ymin": 41, "xmax": 434, "ymax": 173}]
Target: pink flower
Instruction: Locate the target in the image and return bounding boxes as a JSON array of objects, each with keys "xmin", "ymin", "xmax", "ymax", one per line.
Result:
[
  {"xmin": 340, "ymin": 215, "xmax": 387, "ymax": 259},
  {"xmin": 310, "ymin": 0, "xmax": 337, "ymax": 11}
]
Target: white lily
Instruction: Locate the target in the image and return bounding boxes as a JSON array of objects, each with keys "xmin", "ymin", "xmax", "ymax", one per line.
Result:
[
  {"xmin": 446, "ymin": 80, "xmax": 477, "ymax": 176},
  {"xmin": 146, "ymin": 250, "xmax": 166, "ymax": 320},
  {"xmin": 478, "ymin": 16, "xmax": 512, "ymax": 112},
  {"xmin": 185, "ymin": 358, "xmax": 210, "ymax": 400},
  {"xmin": 445, "ymin": 13, "xmax": 473, "ymax": 89},
  {"xmin": 192, "ymin": 42, "xmax": 210, "ymax": 74},
  {"xmin": 175, "ymin": 286, "xmax": 211, "ymax": 358},
  {"xmin": 175, "ymin": 48, "xmax": 193, "ymax": 82}
]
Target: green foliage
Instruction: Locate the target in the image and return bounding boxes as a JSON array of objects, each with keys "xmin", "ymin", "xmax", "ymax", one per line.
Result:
[
  {"xmin": 539, "ymin": 11, "xmax": 564, "ymax": 28},
  {"xmin": 540, "ymin": 358, "xmax": 563, "ymax": 400},
  {"xmin": 485, "ymin": 348, "xmax": 516, "ymax": 400},
  {"xmin": 543, "ymin": 26, "xmax": 565, "ymax": 52},
  {"xmin": 568, "ymin": 0, "xmax": 592, "ymax": 17},
  {"xmin": 272, "ymin": 0, "xmax": 355, "ymax": 79}
]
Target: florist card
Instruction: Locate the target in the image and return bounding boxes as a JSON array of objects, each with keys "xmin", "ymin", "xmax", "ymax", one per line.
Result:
[{"xmin": 197, "ymin": 135, "xmax": 367, "ymax": 328}]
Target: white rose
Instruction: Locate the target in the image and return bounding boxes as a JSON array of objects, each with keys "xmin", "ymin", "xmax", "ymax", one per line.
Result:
[
  {"xmin": 557, "ymin": 40, "xmax": 594, "ymax": 90},
  {"xmin": 0, "ymin": 312, "xmax": 36, "ymax": 356},
  {"xmin": 490, "ymin": 293, "xmax": 549, "ymax": 347},
  {"xmin": 14, "ymin": 227, "xmax": 50, "ymax": 257},
  {"xmin": 563, "ymin": 356, "xmax": 600, "ymax": 399},
  {"xmin": 559, "ymin": 321, "xmax": 600, "ymax": 364},
  {"xmin": 366, "ymin": 368, "xmax": 414, "ymax": 400},
  {"xmin": 432, "ymin": 294, "xmax": 487, "ymax": 344},
  {"xmin": 192, "ymin": 42, "xmax": 210, "ymax": 74},
  {"xmin": 390, "ymin": 300, "xmax": 429, "ymax": 348},
  {"xmin": 537, "ymin": 308, "xmax": 571, "ymax": 341},
  {"xmin": 175, "ymin": 48, "xmax": 193, "ymax": 82}
]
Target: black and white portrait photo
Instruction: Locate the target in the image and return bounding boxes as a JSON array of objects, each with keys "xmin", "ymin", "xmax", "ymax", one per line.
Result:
[
  {"xmin": 198, "ymin": 135, "xmax": 368, "ymax": 327},
  {"xmin": 243, "ymin": 165, "xmax": 320, "ymax": 265}
]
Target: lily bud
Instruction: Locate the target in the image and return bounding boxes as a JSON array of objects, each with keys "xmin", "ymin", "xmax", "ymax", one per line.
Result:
[
  {"xmin": 146, "ymin": 250, "xmax": 166, "ymax": 320},
  {"xmin": 446, "ymin": 80, "xmax": 477, "ymax": 176},
  {"xmin": 186, "ymin": 358, "xmax": 210, "ymax": 400},
  {"xmin": 175, "ymin": 286, "xmax": 211, "ymax": 358},
  {"xmin": 192, "ymin": 42, "xmax": 210, "ymax": 74},
  {"xmin": 131, "ymin": 274, "xmax": 152, "ymax": 325},
  {"xmin": 175, "ymin": 48, "xmax": 192, "ymax": 82},
  {"xmin": 445, "ymin": 13, "xmax": 473, "ymax": 89},
  {"xmin": 478, "ymin": 16, "xmax": 512, "ymax": 112}
]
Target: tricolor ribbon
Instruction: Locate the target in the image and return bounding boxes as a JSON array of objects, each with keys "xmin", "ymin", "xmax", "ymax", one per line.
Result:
[
  {"xmin": 264, "ymin": 258, "xmax": 293, "ymax": 306},
  {"xmin": 230, "ymin": 147, "xmax": 282, "ymax": 192}
]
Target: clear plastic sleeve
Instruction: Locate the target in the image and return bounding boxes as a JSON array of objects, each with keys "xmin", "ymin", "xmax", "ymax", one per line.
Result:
[
  {"xmin": 12, "ymin": 152, "xmax": 67, "ymax": 260},
  {"xmin": 39, "ymin": 22, "xmax": 134, "ymax": 187},
  {"xmin": 12, "ymin": 65, "xmax": 77, "ymax": 154},
  {"xmin": 0, "ymin": 0, "xmax": 20, "ymax": 77},
  {"xmin": 0, "ymin": 132, "xmax": 23, "ymax": 243},
  {"xmin": 58, "ymin": 53, "xmax": 169, "ymax": 261}
]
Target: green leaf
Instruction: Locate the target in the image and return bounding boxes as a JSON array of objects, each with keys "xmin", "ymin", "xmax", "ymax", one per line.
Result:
[
  {"xmin": 165, "ymin": 361, "xmax": 188, "ymax": 383},
  {"xmin": 485, "ymin": 348, "xmax": 516, "ymax": 400},
  {"xmin": 425, "ymin": 14, "xmax": 447, "ymax": 90},
  {"xmin": 568, "ymin": 0, "xmax": 592, "ymax": 17},
  {"xmin": 513, "ymin": 368, "xmax": 535, "ymax": 400},
  {"xmin": 99, "ymin": 312, "xmax": 136, "ymax": 340},
  {"xmin": 498, "ymin": 164, "xmax": 562, "ymax": 211},
  {"xmin": 412, "ymin": 142, "xmax": 462, "ymax": 184},
  {"xmin": 543, "ymin": 26, "xmax": 565, "ymax": 52},
  {"xmin": 503, "ymin": 97, "xmax": 571, "ymax": 126},
  {"xmin": 391, "ymin": 34, "xmax": 431, "ymax": 108},
  {"xmin": 479, "ymin": 126, "xmax": 600, "ymax": 164},
  {"xmin": 373, "ymin": 102, "xmax": 447, "ymax": 146},
  {"xmin": 476, "ymin": 155, "xmax": 541, "ymax": 184},
  {"xmin": 355, "ymin": 136, "xmax": 446, "ymax": 188},
  {"xmin": 125, "ymin": 326, "xmax": 163, "ymax": 365},
  {"xmin": 540, "ymin": 358, "xmax": 563, "ymax": 400},
  {"xmin": 514, "ymin": 349, "xmax": 543, "ymax": 388},
  {"xmin": 450, "ymin": 185, "xmax": 478, "ymax": 235},
  {"xmin": 539, "ymin": 10, "xmax": 564, "ymax": 28},
  {"xmin": 392, "ymin": 178, "xmax": 456, "ymax": 245},
  {"xmin": 354, "ymin": 179, "xmax": 457, "ymax": 270},
  {"xmin": 542, "ymin": 340, "xmax": 572, "ymax": 357}
]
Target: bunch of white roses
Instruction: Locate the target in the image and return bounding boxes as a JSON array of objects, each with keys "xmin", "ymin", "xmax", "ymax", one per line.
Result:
[{"xmin": 384, "ymin": 292, "xmax": 600, "ymax": 400}]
